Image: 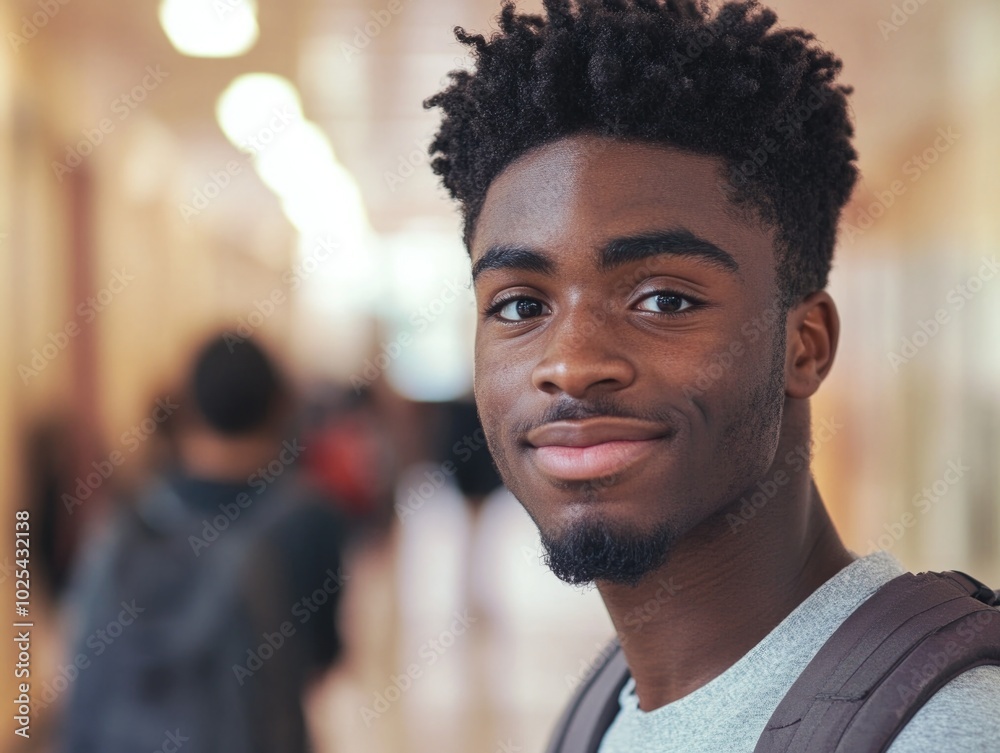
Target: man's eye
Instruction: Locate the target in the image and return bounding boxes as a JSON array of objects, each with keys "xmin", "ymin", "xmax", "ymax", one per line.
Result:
[
  {"xmin": 492, "ymin": 297, "xmax": 548, "ymax": 321},
  {"xmin": 635, "ymin": 292, "xmax": 696, "ymax": 314}
]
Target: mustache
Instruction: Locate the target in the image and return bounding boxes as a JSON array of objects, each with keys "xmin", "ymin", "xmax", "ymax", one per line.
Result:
[{"xmin": 511, "ymin": 395, "xmax": 681, "ymax": 438}]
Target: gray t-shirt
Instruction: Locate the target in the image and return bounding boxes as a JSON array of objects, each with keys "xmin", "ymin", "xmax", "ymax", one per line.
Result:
[{"xmin": 598, "ymin": 550, "xmax": 1000, "ymax": 753}]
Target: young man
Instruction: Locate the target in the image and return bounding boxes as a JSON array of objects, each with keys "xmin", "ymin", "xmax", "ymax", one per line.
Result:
[{"xmin": 425, "ymin": 1, "xmax": 1000, "ymax": 750}]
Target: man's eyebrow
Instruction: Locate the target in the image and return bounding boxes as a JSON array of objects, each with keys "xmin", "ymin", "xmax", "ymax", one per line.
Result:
[
  {"xmin": 600, "ymin": 229, "xmax": 740, "ymax": 275},
  {"xmin": 471, "ymin": 245, "xmax": 555, "ymax": 282}
]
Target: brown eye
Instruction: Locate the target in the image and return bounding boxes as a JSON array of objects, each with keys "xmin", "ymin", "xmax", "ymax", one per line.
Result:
[
  {"xmin": 636, "ymin": 292, "xmax": 695, "ymax": 314},
  {"xmin": 496, "ymin": 298, "xmax": 546, "ymax": 321}
]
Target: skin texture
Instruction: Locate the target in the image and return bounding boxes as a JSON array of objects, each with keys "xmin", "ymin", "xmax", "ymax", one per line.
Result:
[{"xmin": 470, "ymin": 134, "xmax": 854, "ymax": 710}]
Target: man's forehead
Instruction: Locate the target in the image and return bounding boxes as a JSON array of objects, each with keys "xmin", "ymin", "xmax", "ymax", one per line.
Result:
[{"xmin": 471, "ymin": 135, "xmax": 774, "ymax": 270}]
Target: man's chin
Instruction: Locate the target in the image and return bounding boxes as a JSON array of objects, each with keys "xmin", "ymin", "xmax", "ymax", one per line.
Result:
[{"xmin": 538, "ymin": 516, "xmax": 678, "ymax": 588}]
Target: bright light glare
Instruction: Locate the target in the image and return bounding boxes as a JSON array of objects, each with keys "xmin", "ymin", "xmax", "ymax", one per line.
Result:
[
  {"xmin": 159, "ymin": 0, "xmax": 259, "ymax": 58},
  {"xmin": 387, "ymin": 325, "xmax": 473, "ymax": 402},
  {"xmin": 216, "ymin": 73, "xmax": 304, "ymax": 150},
  {"xmin": 253, "ymin": 122, "xmax": 335, "ymax": 196}
]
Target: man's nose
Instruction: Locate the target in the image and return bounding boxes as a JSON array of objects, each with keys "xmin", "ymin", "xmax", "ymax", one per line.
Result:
[{"xmin": 530, "ymin": 309, "xmax": 636, "ymax": 398}]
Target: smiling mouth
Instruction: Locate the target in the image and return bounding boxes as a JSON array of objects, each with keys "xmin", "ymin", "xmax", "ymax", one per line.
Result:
[
  {"xmin": 531, "ymin": 438, "xmax": 665, "ymax": 482},
  {"xmin": 524, "ymin": 418, "xmax": 671, "ymax": 483}
]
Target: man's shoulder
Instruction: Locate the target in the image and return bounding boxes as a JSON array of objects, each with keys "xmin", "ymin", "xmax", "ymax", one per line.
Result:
[{"xmin": 887, "ymin": 665, "xmax": 1000, "ymax": 753}]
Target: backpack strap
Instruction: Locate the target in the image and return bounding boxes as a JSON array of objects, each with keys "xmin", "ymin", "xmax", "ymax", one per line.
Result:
[
  {"xmin": 754, "ymin": 570, "xmax": 1000, "ymax": 753},
  {"xmin": 545, "ymin": 640, "xmax": 630, "ymax": 753}
]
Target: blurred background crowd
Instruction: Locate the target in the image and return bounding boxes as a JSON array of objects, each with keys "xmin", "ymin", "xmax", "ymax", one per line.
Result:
[{"xmin": 0, "ymin": 0, "xmax": 999, "ymax": 751}]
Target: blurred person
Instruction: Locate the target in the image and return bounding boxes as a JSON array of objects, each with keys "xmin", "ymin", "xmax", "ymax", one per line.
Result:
[
  {"xmin": 436, "ymin": 398, "xmax": 503, "ymax": 511},
  {"xmin": 24, "ymin": 416, "xmax": 78, "ymax": 598},
  {"xmin": 300, "ymin": 384, "xmax": 397, "ymax": 532},
  {"xmin": 60, "ymin": 334, "xmax": 349, "ymax": 753},
  {"xmin": 425, "ymin": 1, "xmax": 1000, "ymax": 752}
]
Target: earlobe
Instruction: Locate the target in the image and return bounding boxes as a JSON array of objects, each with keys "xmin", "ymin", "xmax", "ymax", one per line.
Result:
[{"xmin": 784, "ymin": 291, "xmax": 840, "ymax": 400}]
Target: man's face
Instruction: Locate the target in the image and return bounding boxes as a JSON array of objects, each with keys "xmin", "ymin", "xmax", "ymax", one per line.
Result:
[{"xmin": 470, "ymin": 135, "xmax": 790, "ymax": 586}]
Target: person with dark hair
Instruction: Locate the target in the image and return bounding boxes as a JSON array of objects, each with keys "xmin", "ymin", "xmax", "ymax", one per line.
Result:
[
  {"xmin": 425, "ymin": 2, "xmax": 1000, "ymax": 751},
  {"xmin": 61, "ymin": 334, "xmax": 349, "ymax": 753},
  {"xmin": 190, "ymin": 335, "xmax": 286, "ymax": 434}
]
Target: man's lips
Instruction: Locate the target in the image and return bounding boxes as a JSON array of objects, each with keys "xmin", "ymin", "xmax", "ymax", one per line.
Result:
[{"xmin": 524, "ymin": 418, "xmax": 670, "ymax": 482}]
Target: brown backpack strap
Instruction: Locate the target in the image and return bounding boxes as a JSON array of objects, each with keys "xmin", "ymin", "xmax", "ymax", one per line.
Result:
[
  {"xmin": 754, "ymin": 570, "xmax": 1000, "ymax": 753},
  {"xmin": 545, "ymin": 640, "xmax": 630, "ymax": 753}
]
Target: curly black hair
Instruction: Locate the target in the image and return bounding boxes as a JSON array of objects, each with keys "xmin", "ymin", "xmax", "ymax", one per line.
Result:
[{"xmin": 424, "ymin": 0, "xmax": 859, "ymax": 307}]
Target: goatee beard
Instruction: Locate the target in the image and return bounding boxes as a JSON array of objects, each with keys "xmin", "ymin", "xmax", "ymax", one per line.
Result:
[{"xmin": 539, "ymin": 518, "xmax": 678, "ymax": 587}]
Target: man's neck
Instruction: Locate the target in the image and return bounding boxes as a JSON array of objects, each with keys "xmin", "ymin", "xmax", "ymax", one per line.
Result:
[
  {"xmin": 596, "ymin": 449, "xmax": 853, "ymax": 711},
  {"xmin": 177, "ymin": 429, "xmax": 280, "ymax": 484}
]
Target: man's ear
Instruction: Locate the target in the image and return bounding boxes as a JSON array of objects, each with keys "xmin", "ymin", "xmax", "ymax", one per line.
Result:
[{"xmin": 784, "ymin": 290, "xmax": 840, "ymax": 399}]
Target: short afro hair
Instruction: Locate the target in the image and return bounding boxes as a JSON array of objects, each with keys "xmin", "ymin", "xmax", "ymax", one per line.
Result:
[{"xmin": 425, "ymin": 0, "xmax": 859, "ymax": 307}]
